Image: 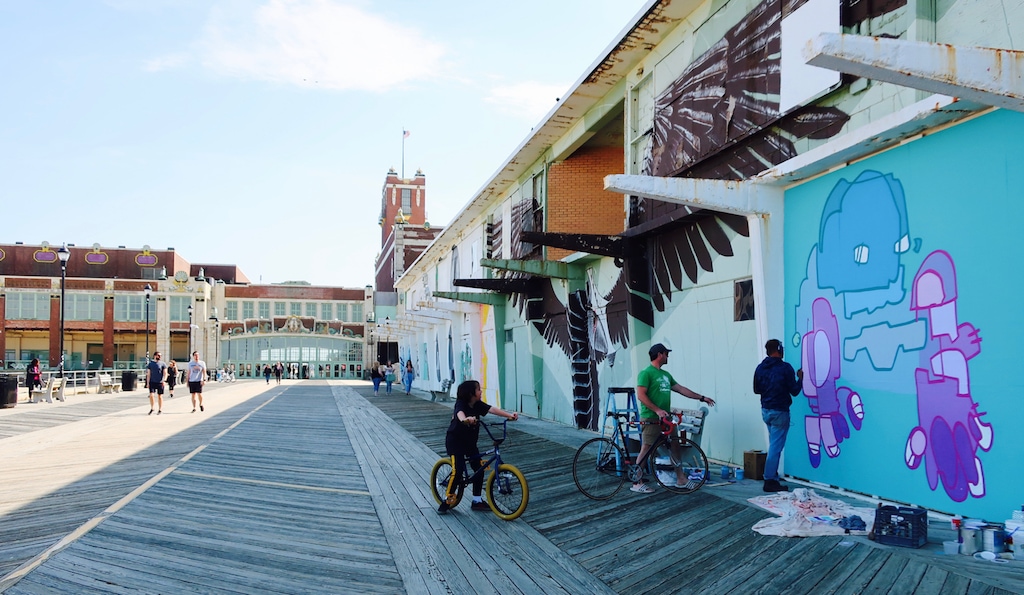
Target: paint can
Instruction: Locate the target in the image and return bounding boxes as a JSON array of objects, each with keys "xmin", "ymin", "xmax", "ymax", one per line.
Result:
[
  {"xmin": 721, "ymin": 465, "xmax": 731, "ymax": 480},
  {"xmin": 735, "ymin": 467, "xmax": 744, "ymax": 481},
  {"xmin": 959, "ymin": 527, "xmax": 981, "ymax": 555},
  {"xmin": 981, "ymin": 526, "xmax": 1006, "ymax": 553}
]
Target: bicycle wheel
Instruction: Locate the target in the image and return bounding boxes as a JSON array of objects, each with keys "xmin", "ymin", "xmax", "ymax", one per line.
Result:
[
  {"xmin": 430, "ymin": 457, "xmax": 465, "ymax": 507},
  {"xmin": 486, "ymin": 464, "xmax": 529, "ymax": 521},
  {"xmin": 572, "ymin": 437, "xmax": 627, "ymax": 500},
  {"xmin": 651, "ymin": 437, "xmax": 708, "ymax": 494}
]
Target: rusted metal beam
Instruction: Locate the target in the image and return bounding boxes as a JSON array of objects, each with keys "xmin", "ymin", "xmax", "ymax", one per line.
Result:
[
  {"xmin": 518, "ymin": 231, "xmax": 626, "ymax": 258},
  {"xmin": 452, "ymin": 278, "xmax": 541, "ymax": 294},
  {"xmin": 479, "ymin": 258, "xmax": 574, "ymax": 280},
  {"xmin": 432, "ymin": 291, "xmax": 506, "ymax": 306},
  {"xmin": 805, "ymin": 33, "xmax": 1024, "ymax": 113}
]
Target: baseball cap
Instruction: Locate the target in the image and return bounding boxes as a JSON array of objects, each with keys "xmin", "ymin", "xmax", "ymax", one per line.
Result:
[{"xmin": 648, "ymin": 343, "xmax": 672, "ymax": 360}]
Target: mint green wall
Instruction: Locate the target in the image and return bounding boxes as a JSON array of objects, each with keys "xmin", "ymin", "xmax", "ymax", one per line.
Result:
[{"xmin": 784, "ymin": 109, "xmax": 1024, "ymax": 520}]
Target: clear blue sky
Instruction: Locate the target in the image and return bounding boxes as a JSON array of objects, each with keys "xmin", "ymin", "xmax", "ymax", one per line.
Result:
[{"xmin": 0, "ymin": 0, "xmax": 649, "ymax": 286}]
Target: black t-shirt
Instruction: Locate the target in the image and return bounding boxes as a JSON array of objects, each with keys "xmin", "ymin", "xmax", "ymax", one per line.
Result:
[{"xmin": 445, "ymin": 399, "xmax": 492, "ymax": 455}]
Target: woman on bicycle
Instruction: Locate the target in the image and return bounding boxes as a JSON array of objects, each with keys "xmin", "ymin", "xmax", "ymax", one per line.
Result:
[
  {"xmin": 438, "ymin": 379, "xmax": 519, "ymax": 514},
  {"xmin": 633, "ymin": 343, "xmax": 716, "ymax": 493}
]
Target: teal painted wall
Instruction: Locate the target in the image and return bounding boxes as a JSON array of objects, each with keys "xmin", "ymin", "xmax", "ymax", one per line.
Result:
[{"xmin": 784, "ymin": 109, "xmax": 1024, "ymax": 520}]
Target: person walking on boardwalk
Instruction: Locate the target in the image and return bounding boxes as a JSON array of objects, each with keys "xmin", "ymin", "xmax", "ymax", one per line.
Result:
[
  {"xmin": 26, "ymin": 358, "xmax": 42, "ymax": 392},
  {"xmin": 187, "ymin": 351, "xmax": 207, "ymax": 413},
  {"xmin": 263, "ymin": 364, "xmax": 271, "ymax": 384},
  {"xmin": 633, "ymin": 343, "xmax": 715, "ymax": 494},
  {"xmin": 145, "ymin": 352, "xmax": 168, "ymax": 415},
  {"xmin": 403, "ymin": 359, "xmax": 415, "ymax": 395},
  {"xmin": 384, "ymin": 361, "xmax": 397, "ymax": 394},
  {"xmin": 753, "ymin": 339, "xmax": 803, "ymax": 493},
  {"xmin": 438, "ymin": 380, "xmax": 519, "ymax": 514},
  {"xmin": 166, "ymin": 359, "xmax": 178, "ymax": 398},
  {"xmin": 274, "ymin": 361, "xmax": 283, "ymax": 384},
  {"xmin": 370, "ymin": 361, "xmax": 383, "ymax": 395}
]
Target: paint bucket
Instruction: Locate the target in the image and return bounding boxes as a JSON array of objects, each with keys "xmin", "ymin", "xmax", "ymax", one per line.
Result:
[
  {"xmin": 981, "ymin": 526, "xmax": 1006, "ymax": 553},
  {"xmin": 721, "ymin": 465, "xmax": 731, "ymax": 480},
  {"xmin": 735, "ymin": 467, "xmax": 744, "ymax": 481},
  {"xmin": 960, "ymin": 527, "xmax": 981, "ymax": 555}
]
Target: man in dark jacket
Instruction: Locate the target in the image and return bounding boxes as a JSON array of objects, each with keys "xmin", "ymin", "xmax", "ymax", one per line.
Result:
[{"xmin": 753, "ymin": 339, "xmax": 803, "ymax": 492}]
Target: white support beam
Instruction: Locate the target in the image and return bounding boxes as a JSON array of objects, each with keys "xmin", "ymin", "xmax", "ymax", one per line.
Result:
[
  {"xmin": 603, "ymin": 175, "xmax": 784, "ymax": 216},
  {"xmin": 806, "ymin": 33, "xmax": 1024, "ymax": 112}
]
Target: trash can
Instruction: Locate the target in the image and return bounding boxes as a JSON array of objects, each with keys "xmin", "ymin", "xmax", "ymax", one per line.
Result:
[
  {"xmin": 121, "ymin": 371, "xmax": 138, "ymax": 392},
  {"xmin": 0, "ymin": 376, "xmax": 18, "ymax": 408}
]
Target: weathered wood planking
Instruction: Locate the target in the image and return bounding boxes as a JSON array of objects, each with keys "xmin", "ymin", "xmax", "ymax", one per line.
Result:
[
  {"xmin": 3, "ymin": 382, "xmax": 1024, "ymax": 594},
  {"xmin": 366, "ymin": 387, "xmax": 1024, "ymax": 595}
]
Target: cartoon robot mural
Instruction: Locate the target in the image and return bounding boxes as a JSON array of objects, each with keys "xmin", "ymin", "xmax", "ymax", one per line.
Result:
[
  {"xmin": 904, "ymin": 250, "xmax": 991, "ymax": 502},
  {"xmin": 800, "ymin": 297, "xmax": 863, "ymax": 467},
  {"xmin": 796, "ymin": 170, "xmax": 993, "ymax": 503}
]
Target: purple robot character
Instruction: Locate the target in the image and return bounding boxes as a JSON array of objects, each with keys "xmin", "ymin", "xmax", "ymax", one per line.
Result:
[
  {"xmin": 904, "ymin": 250, "xmax": 989, "ymax": 502},
  {"xmin": 801, "ymin": 298, "xmax": 865, "ymax": 467}
]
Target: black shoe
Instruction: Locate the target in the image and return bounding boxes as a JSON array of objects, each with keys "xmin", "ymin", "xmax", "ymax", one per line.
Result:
[
  {"xmin": 437, "ymin": 502, "xmax": 450, "ymax": 515},
  {"xmin": 148, "ymin": 409, "xmax": 154, "ymax": 416},
  {"xmin": 200, "ymin": 405, "xmax": 204, "ymax": 412},
  {"xmin": 763, "ymin": 479, "xmax": 789, "ymax": 493},
  {"xmin": 470, "ymin": 501, "xmax": 491, "ymax": 512},
  {"xmin": 157, "ymin": 410, "xmax": 162, "ymax": 415}
]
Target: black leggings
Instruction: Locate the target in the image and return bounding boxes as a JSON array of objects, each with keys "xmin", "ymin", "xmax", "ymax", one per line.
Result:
[{"xmin": 453, "ymin": 452, "xmax": 484, "ymax": 497}]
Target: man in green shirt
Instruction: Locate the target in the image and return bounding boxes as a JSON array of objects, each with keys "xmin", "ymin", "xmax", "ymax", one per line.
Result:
[{"xmin": 633, "ymin": 343, "xmax": 716, "ymax": 493}]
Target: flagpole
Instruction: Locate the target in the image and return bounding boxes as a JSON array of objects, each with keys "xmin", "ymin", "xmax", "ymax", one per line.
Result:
[{"xmin": 402, "ymin": 129, "xmax": 405, "ymax": 178}]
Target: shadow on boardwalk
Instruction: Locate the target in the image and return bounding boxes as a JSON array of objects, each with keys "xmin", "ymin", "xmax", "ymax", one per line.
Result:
[{"xmin": 0, "ymin": 381, "xmax": 1019, "ymax": 594}]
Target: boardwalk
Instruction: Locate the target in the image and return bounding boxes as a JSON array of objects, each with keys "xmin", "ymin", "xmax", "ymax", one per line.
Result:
[{"xmin": 0, "ymin": 381, "xmax": 1020, "ymax": 594}]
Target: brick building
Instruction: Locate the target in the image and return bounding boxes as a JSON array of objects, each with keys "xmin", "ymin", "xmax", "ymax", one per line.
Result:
[{"xmin": 0, "ymin": 242, "xmax": 370, "ymax": 378}]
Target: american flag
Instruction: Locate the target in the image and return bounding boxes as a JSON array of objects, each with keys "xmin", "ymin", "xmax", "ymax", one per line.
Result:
[{"xmin": 403, "ymin": 130, "xmax": 410, "ymax": 138}]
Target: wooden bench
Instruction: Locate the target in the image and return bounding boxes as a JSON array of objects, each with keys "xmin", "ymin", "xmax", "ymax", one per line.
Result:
[
  {"xmin": 430, "ymin": 378, "xmax": 454, "ymax": 402},
  {"xmin": 98, "ymin": 374, "xmax": 121, "ymax": 394},
  {"xmin": 29, "ymin": 378, "xmax": 64, "ymax": 403}
]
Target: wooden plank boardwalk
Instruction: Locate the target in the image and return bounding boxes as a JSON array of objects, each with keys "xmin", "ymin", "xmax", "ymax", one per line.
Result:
[{"xmin": 0, "ymin": 381, "xmax": 1020, "ymax": 594}]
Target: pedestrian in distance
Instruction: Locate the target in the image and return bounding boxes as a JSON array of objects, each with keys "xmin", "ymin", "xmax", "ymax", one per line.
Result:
[
  {"xmin": 188, "ymin": 351, "xmax": 207, "ymax": 413},
  {"xmin": 166, "ymin": 359, "xmax": 178, "ymax": 398},
  {"xmin": 437, "ymin": 380, "xmax": 519, "ymax": 514},
  {"xmin": 753, "ymin": 338, "xmax": 803, "ymax": 493},
  {"xmin": 370, "ymin": 361, "xmax": 382, "ymax": 395},
  {"xmin": 145, "ymin": 352, "xmax": 168, "ymax": 415},
  {"xmin": 263, "ymin": 364, "xmax": 272, "ymax": 384},
  {"xmin": 274, "ymin": 362, "xmax": 283, "ymax": 384},
  {"xmin": 384, "ymin": 361, "xmax": 396, "ymax": 394},
  {"xmin": 25, "ymin": 358, "xmax": 42, "ymax": 392},
  {"xmin": 404, "ymin": 359, "xmax": 415, "ymax": 395},
  {"xmin": 633, "ymin": 343, "xmax": 716, "ymax": 494}
]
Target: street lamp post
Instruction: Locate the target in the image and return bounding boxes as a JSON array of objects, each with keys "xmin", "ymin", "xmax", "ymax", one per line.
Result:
[
  {"xmin": 188, "ymin": 304, "xmax": 194, "ymax": 354},
  {"xmin": 144, "ymin": 284, "xmax": 152, "ymax": 365},
  {"xmin": 57, "ymin": 244, "xmax": 70, "ymax": 377}
]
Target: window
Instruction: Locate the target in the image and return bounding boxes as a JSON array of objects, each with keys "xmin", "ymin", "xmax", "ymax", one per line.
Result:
[
  {"xmin": 351, "ymin": 304, "xmax": 363, "ymax": 322},
  {"xmin": 259, "ymin": 302, "xmax": 270, "ymax": 319},
  {"xmin": 225, "ymin": 301, "xmax": 238, "ymax": 320},
  {"xmin": 274, "ymin": 302, "xmax": 286, "ymax": 316},
  {"xmin": 243, "ymin": 301, "xmax": 254, "ymax": 319},
  {"xmin": 401, "ymin": 188, "xmax": 412, "ymax": 214},
  {"xmin": 170, "ymin": 296, "xmax": 191, "ymax": 322},
  {"xmin": 321, "ymin": 303, "xmax": 333, "ymax": 320},
  {"xmin": 114, "ymin": 295, "xmax": 155, "ymax": 322},
  {"xmin": 65, "ymin": 294, "xmax": 104, "ymax": 321},
  {"xmin": 336, "ymin": 304, "xmax": 348, "ymax": 322},
  {"xmin": 5, "ymin": 292, "xmax": 50, "ymax": 320},
  {"xmin": 290, "ymin": 302, "xmax": 301, "ymax": 316},
  {"xmin": 734, "ymin": 279, "xmax": 755, "ymax": 321},
  {"xmin": 306, "ymin": 302, "xmax": 317, "ymax": 317}
]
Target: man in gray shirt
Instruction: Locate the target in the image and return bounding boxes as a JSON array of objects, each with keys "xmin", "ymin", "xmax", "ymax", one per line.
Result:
[
  {"xmin": 145, "ymin": 352, "xmax": 168, "ymax": 416},
  {"xmin": 187, "ymin": 351, "xmax": 207, "ymax": 413}
]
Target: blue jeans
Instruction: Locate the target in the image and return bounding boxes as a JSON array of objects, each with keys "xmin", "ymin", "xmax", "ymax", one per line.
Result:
[{"xmin": 762, "ymin": 408, "xmax": 791, "ymax": 481}]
